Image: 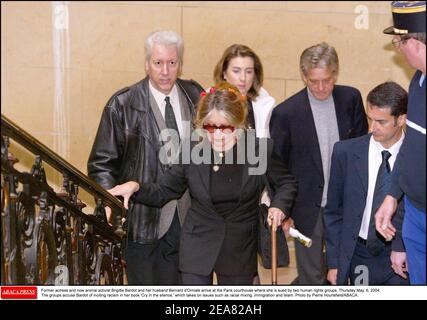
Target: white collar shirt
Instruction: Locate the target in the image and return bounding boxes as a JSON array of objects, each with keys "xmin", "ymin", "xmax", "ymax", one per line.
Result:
[
  {"xmin": 149, "ymin": 80, "xmax": 183, "ymax": 137},
  {"xmin": 359, "ymin": 132, "xmax": 405, "ymax": 239}
]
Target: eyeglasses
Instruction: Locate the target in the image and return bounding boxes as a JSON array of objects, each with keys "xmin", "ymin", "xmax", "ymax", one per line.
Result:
[
  {"xmin": 391, "ymin": 37, "xmax": 410, "ymax": 48},
  {"xmin": 202, "ymin": 124, "xmax": 235, "ymax": 133}
]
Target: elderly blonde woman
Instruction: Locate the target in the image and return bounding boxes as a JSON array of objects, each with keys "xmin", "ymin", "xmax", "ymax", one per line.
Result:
[{"xmin": 109, "ymin": 82, "xmax": 297, "ymax": 285}]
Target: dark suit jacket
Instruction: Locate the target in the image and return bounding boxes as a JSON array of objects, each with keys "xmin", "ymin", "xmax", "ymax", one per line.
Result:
[
  {"xmin": 269, "ymin": 85, "xmax": 367, "ymax": 236},
  {"xmin": 324, "ymin": 134, "xmax": 405, "ymax": 284},
  {"xmin": 130, "ymin": 136, "xmax": 297, "ymax": 276}
]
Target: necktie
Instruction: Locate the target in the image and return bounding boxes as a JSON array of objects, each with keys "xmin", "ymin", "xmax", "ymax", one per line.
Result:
[
  {"xmin": 164, "ymin": 96, "xmax": 179, "ymax": 134},
  {"xmin": 367, "ymin": 150, "xmax": 392, "ymax": 256}
]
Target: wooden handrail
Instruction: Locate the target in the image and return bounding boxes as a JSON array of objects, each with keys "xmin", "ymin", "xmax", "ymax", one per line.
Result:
[
  {"xmin": 1, "ymin": 113, "xmax": 126, "ymax": 284},
  {"xmin": 1, "ymin": 114, "xmax": 124, "ymax": 213}
]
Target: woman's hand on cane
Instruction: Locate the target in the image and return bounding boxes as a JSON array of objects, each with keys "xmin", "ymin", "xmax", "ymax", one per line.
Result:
[{"xmin": 267, "ymin": 207, "xmax": 285, "ymax": 231}]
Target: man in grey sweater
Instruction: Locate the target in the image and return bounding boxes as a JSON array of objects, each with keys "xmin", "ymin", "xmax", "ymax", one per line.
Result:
[{"xmin": 270, "ymin": 42, "xmax": 368, "ymax": 284}]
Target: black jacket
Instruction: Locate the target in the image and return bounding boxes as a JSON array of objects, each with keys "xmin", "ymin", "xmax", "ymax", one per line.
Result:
[
  {"xmin": 270, "ymin": 85, "xmax": 368, "ymax": 237},
  {"xmin": 87, "ymin": 76, "xmax": 203, "ymax": 244},
  {"xmin": 131, "ymin": 137, "xmax": 297, "ymax": 276}
]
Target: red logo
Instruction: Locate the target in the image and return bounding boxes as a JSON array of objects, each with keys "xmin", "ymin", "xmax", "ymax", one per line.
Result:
[{"xmin": 1, "ymin": 286, "xmax": 37, "ymax": 299}]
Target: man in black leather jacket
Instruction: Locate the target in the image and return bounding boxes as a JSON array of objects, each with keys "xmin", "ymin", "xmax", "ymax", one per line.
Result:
[{"xmin": 87, "ymin": 30, "xmax": 203, "ymax": 284}]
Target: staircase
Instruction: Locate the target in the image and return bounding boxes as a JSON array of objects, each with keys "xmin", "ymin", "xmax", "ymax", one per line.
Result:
[{"xmin": 1, "ymin": 114, "xmax": 126, "ymax": 285}]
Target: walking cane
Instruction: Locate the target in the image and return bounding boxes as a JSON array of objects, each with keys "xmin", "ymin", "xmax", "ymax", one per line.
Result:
[{"xmin": 271, "ymin": 223, "xmax": 277, "ymax": 285}]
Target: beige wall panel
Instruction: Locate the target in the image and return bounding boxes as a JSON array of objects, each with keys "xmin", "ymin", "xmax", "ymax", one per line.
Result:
[
  {"xmin": 67, "ymin": 69, "xmax": 84, "ymax": 134},
  {"xmin": 336, "ymin": 14, "xmax": 403, "ymax": 86},
  {"xmin": 352, "ymin": 82, "xmax": 376, "ymax": 109},
  {"xmin": 81, "ymin": 69, "xmax": 142, "ymax": 134},
  {"xmin": 390, "ymin": 56, "xmax": 416, "ymax": 86},
  {"xmin": 68, "ymin": 2, "xmax": 181, "ymax": 71},
  {"xmin": 285, "ymin": 79, "xmax": 305, "ymax": 100},
  {"xmin": 287, "ymin": 1, "xmax": 389, "ymax": 14},
  {"xmin": 181, "ymin": 1, "xmax": 287, "ymax": 11},
  {"xmin": 281, "ymin": 13, "xmax": 397, "ymax": 84},
  {"xmin": 182, "ymin": 7, "xmax": 392, "ymax": 83},
  {"xmin": 107, "ymin": 1, "xmax": 183, "ymax": 7},
  {"xmin": 69, "ymin": 133, "xmax": 95, "ymax": 175},
  {"xmin": 1, "ymin": 1, "xmax": 53, "ymax": 68},
  {"xmin": 263, "ymin": 78, "xmax": 286, "ymax": 106},
  {"xmin": 2, "ymin": 66, "xmax": 54, "ymax": 135},
  {"xmin": 182, "ymin": 7, "xmax": 290, "ymax": 81}
]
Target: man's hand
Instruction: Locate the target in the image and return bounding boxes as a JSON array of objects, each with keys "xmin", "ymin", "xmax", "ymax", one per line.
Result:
[
  {"xmin": 267, "ymin": 207, "xmax": 286, "ymax": 231},
  {"xmin": 391, "ymin": 251, "xmax": 408, "ymax": 279},
  {"xmin": 327, "ymin": 269, "xmax": 338, "ymax": 285},
  {"xmin": 375, "ymin": 195, "xmax": 398, "ymax": 241},
  {"xmin": 108, "ymin": 181, "xmax": 140, "ymax": 209},
  {"xmin": 281, "ymin": 217, "xmax": 295, "ymax": 238}
]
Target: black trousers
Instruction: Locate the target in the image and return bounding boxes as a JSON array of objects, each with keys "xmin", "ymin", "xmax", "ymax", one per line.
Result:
[
  {"xmin": 349, "ymin": 241, "xmax": 408, "ymax": 285},
  {"xmin": 124, "ymin": 212, "xmax": 181, "ymax": 285},
  {"xmin": 293, "ymin": 208, "xmax": 327, "ymax": 285}
]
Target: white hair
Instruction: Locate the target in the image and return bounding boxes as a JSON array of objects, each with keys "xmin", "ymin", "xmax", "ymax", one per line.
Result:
[{"xmin": 144, "ymin": 30, "xmax": 184, "ymax": 63}]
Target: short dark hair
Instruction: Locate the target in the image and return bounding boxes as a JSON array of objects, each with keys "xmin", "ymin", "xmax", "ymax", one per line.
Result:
[{"xmin": 367, "ymin": 81, "xmax": 408, "ymax": 117}]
